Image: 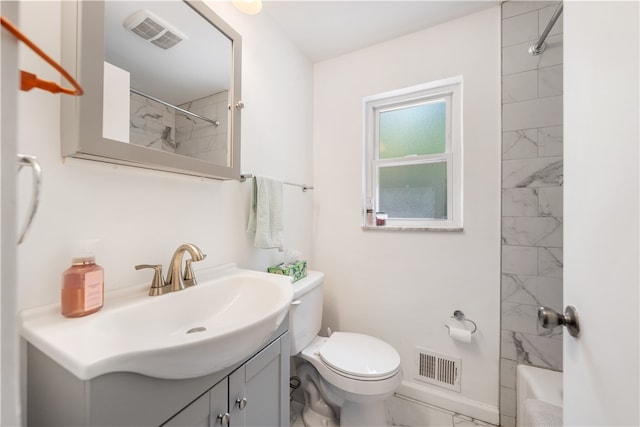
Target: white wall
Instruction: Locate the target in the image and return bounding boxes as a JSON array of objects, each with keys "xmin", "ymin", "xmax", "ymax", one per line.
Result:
[
  {"xmin": 564, "ymin": 1, "xmax": 639, "ymax": 425},
  {"xmin": 1, "ymin": 2, "xmax": 22, "ymax": 424},
  {"xmin": 312, "ymin": 6, "xmax": 502, "ymax": 423},
  {"xmin": 15, "ymin": 1, "xmax": 314, "ymax": 310}
]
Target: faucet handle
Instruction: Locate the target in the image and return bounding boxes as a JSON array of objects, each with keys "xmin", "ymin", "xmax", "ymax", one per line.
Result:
[
  {"xmin": 183, "ymin": 259, "xmax": 197, "ymax": 287},
  {"xmin": 135, "ymin": 264, "xmax": 167, "ymax": 296}
]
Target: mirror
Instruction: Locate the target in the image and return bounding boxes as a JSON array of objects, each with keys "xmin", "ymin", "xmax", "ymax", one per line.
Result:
[{"xmin": 61, "ymin": 1, "xmax": 242, "ymax": 180}]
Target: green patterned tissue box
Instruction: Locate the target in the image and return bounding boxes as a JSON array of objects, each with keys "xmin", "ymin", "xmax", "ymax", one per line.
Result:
[{"xmin": 268, "ymin": 260, "xmax": 307, "ymax": 282}]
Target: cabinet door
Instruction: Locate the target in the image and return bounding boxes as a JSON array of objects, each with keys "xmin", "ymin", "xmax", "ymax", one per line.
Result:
[
  {"xmin": 162, "ymin": 392, "xmax": 210, "ymax": 427},
  {"xmin": 162, "ymin": 378, "xmax": 229, "ymax": 427},
  {"xmin": 210, "ymin": 377, "xmax": 230, "ymax": 427},
  {"xmin": 229, "ymin": 333, "xmax": 290, "ymax": 427}
]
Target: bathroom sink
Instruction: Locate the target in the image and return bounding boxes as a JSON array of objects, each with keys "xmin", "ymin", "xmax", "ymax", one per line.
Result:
[{"xmin": 20, "ymin": 264, "xmax": 293, "ymax": 380}]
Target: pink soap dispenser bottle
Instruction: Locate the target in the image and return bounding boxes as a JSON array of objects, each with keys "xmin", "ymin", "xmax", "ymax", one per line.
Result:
[{"xmin": 61, "ymin": 240, "xmax": 104, "ymax": 318}]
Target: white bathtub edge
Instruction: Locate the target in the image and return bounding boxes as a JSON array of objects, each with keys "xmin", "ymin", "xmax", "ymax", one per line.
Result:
[{"xmin": 516, "ymin": 365, "xmax": 563, "ymax": 427}]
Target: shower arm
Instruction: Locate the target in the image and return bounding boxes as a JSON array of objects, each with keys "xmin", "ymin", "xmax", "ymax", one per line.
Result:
[{"xmin": 529, "ymin": 2, "xmax": 563, "ymax": 56}]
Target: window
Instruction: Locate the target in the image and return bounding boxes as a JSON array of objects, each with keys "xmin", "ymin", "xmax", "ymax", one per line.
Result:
[{"xmin": 363, "ymin": 77, "xmax": 463, "ymax": 230}]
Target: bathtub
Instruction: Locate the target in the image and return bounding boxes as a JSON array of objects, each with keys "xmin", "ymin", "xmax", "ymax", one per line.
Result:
[{"xmin": 516, "ymin": 365, "xmax": 563, "ymax": 427}]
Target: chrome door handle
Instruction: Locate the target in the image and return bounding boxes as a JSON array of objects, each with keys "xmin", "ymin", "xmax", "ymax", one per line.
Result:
[
  {"xmin": 17, "ymin": 154, "xmax": 42, "ymax": 245},
  {"xmin": 538, "ymin": 305, "xmax": 580, "ymax": 338}
]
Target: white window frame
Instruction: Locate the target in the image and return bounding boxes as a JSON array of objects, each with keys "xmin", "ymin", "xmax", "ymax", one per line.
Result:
[{"xmin": 363, "ymin": 76, "xmax": 463, "ymax": 230}]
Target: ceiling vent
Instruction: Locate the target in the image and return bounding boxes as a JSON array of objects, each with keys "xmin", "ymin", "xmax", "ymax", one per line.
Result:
[{"xmin": 123, "ymin": 9, "xmax": 187, "ymax": 50}]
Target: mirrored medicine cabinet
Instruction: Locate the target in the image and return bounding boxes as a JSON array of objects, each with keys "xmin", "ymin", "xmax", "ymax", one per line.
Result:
[{"xmin": 61, "ymin": 0, "xmax": 242, "ymax": 180}]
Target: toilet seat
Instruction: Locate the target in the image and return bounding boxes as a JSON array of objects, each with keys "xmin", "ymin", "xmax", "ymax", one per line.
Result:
[
  {"xmin": 318, "ymin": 332, "xmax": 401, "ymax": 381},
  {"xmin": 300, "ymin": 334, "xmax": 403, "ymax": 397}
]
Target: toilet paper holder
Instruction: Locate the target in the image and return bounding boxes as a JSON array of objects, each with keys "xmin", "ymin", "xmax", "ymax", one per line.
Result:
[{"xmin": 444, "ymin": 310, "xmax": 477, "ymax": 334}]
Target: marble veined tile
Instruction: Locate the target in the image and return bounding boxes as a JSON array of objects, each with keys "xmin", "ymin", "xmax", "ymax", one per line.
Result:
[
  {"xmin": 539, "ymin": 64, "xmax": 563, "ymax": 98},
  {"xmin": 501, "ymin": 386, "xmax": 517, "ymax": 417},
  {"xmin": 502, "ymin": 273, "xmax": 563, "ymax": 312},
  {"xmin": 502, "ymin": 34, "xmax": 563, "ymax": 76},
  {"xmin": 503, "ymin": 71, "xmax": 538, "ymax": 104},
  {"xmin": 503, "ymin": 129, "xmax": 538, "ymax": 159},
  {"xmin": 502, "ymin": 216, "xmax": 563, "ymax": 247},
  {"xmin": 502, "ymin": 302, "xmax": 539, "ymax": 335},
  {"xmin": 502, "ymin": 246, "xmax": 538, "ymax": 275},
  {"xmin": 502, "ymin": 157, "xmax": 563, "ymax": 188},
  {"xmin": 538, "ymin": 125, "xmax": 563, "ymax": 157},
  {"xmin": 538, "ymin": 247, "xmax": 563, "ymax": 278},
  {"xmin": 501, "ymin": 358, "xmax": 518, "ymax": 390},
  {"xmin": 502, "ymin": 330, "xmax": 563, "ymax": 371},
  {"xmin": 538, "ymin": 34, "xmax": 563, "ymax": 69},
  {"xmin": 502, "ymin": 188, "xmax": 539, "ymax": 217},
  {"xmin": 502, "ymin": 10, "xmax": 539, "ymax": 47},
  {"xmin": 538, "ymin": 187, "xmax": 563, "ymax": 217},
  {"xmin": 503, "ymin": 96, "xmax": 563, "ymax": 132}
]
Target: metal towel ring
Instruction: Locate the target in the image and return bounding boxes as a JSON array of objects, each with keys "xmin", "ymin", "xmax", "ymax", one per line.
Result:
[{"xmin": 444, "ymin": 310, "xmax": 478, "ymax": 334}]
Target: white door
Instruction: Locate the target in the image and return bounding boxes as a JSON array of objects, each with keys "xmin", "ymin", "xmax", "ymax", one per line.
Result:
[{"xmin": 564, "ymin": 1, "xmax": 639, "ymax": 425}]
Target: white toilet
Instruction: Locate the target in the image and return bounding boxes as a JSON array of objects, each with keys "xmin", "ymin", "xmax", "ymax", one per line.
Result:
[{"xmin": 289, "ymin": 271, "xmax": 402, "ymax": 427}]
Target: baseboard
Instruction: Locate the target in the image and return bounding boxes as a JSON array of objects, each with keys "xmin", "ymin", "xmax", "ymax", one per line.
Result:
[{"xmin": 395, "ymin": 381, "xmax": 500, "ymax": 425}]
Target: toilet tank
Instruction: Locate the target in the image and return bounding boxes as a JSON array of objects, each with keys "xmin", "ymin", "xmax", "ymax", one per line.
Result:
[{"xmin": 289, "ymin": 271, "xmax": 325, "ymax": 354}]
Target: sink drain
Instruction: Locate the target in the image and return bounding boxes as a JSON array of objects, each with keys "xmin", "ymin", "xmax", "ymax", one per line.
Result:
[{"xmin": 186, "ymin": 326, "xmax": 207, "ymax": 334}]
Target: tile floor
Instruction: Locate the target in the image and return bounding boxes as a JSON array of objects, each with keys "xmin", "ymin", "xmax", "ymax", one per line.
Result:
[{"xmin": 290, "ymin": 395, "xmax": 495, "ymax": 427}]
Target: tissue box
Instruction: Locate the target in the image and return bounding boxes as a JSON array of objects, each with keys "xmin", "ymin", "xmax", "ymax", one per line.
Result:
[{"xmin": 268, "ymin": 260, "xmax": 307, "ymax": 282}]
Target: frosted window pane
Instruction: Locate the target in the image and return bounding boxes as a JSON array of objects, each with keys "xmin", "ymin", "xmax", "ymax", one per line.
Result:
[
  {"xmin": 379, "ymin": 163, "xmax": 447, "ymax": 219},
  {"xmin": 379, "ymin": 100, "xmax": 446, "ymax": 159}
]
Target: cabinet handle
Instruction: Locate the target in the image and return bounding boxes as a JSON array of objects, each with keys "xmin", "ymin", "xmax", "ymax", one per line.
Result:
[
  {"xmin": 216, "ymin": 412, "xmax": 230, "ymax": 426},
  {"xmin": 236, "ymin": 397, "xmax": 248, "ymax": 410}
]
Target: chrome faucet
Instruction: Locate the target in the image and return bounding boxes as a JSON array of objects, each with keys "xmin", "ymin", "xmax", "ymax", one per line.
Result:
[
  {"xmin": 166, "ymin": 243, "xmax": 206, "ymax": 292},
  {"xmin": 135, "ymin": 243, "xmax": 206, "ymax": 296}
]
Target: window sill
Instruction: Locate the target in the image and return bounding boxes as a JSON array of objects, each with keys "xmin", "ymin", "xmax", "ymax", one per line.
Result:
[{"xmin": 362, "ymin": 225, "xmax": 463, "ymax": 232}]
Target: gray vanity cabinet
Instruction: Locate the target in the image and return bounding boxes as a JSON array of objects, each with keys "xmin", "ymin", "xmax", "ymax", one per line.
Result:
[
  {"xmin": 163, "ymin": 378, "xmax": 228, "ymax": 427},
  {"xmin": 27, "ymin": 322, "xmax": 289, "ymax": 427},
  {"xmin": 163, "ymin": 383, "xmax": 222, "ymax": 427},
  {"xmin": 162, "ymin": 331, "xmax": 290, "ymax": 427},
  {"xmin": 229, "ymin": 331, "xmax": 290, "ymax": 426}
]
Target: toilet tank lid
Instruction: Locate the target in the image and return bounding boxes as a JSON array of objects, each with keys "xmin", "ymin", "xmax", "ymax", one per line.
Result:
[{"xmin": 292, "ymin": 270, "xmax": 325, "ymax": 299}]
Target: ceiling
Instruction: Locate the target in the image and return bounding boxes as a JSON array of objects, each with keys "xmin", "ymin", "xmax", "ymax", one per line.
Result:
[
  {"xmin": 105, "ymin": 1, "xmax": 231, "ymax": 105},
  {"xmin": 262, "ymin": 1, "xmax": 500, "ymax": 63},
  {"xmin": 103, "ymin": 1, "xmax": 499, "ymax": 105}
]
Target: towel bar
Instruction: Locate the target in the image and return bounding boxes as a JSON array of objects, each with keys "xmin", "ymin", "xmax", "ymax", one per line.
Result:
[{"xmin": 240, "ymin": 173, "xmax": 314, "ymax": 192}]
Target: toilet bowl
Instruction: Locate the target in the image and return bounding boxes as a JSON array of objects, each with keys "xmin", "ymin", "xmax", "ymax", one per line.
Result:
[{"xmin": 289, "ymin": 271, "xmax": 402, "ymax": 427}]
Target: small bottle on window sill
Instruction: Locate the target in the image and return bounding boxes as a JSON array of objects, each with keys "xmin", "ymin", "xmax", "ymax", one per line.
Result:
[{"xmin": 366, "ymin": 198, "xmax": 375, "ymax": 226}]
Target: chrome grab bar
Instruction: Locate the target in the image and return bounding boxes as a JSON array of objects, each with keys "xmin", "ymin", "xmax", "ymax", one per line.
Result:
[{"xmin": 17, "ymin": 154, "xmax": 42, "ymax": 245}]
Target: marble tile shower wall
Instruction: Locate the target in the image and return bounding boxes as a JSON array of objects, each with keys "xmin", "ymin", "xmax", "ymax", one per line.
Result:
[
  {"xmin": 130, "ymin": 92, "xmax": 177, "ymax": 152},
  {"xmin": 500, "ymin": 2, "xmax": 563, "ymax": 427},
  {"xmin": 129, "ymin": 91, "xmax": 228, "ymax": 164},
  {"xmin": 176, "ymin": 91, "xmax": 229, "ymax": 164}
]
